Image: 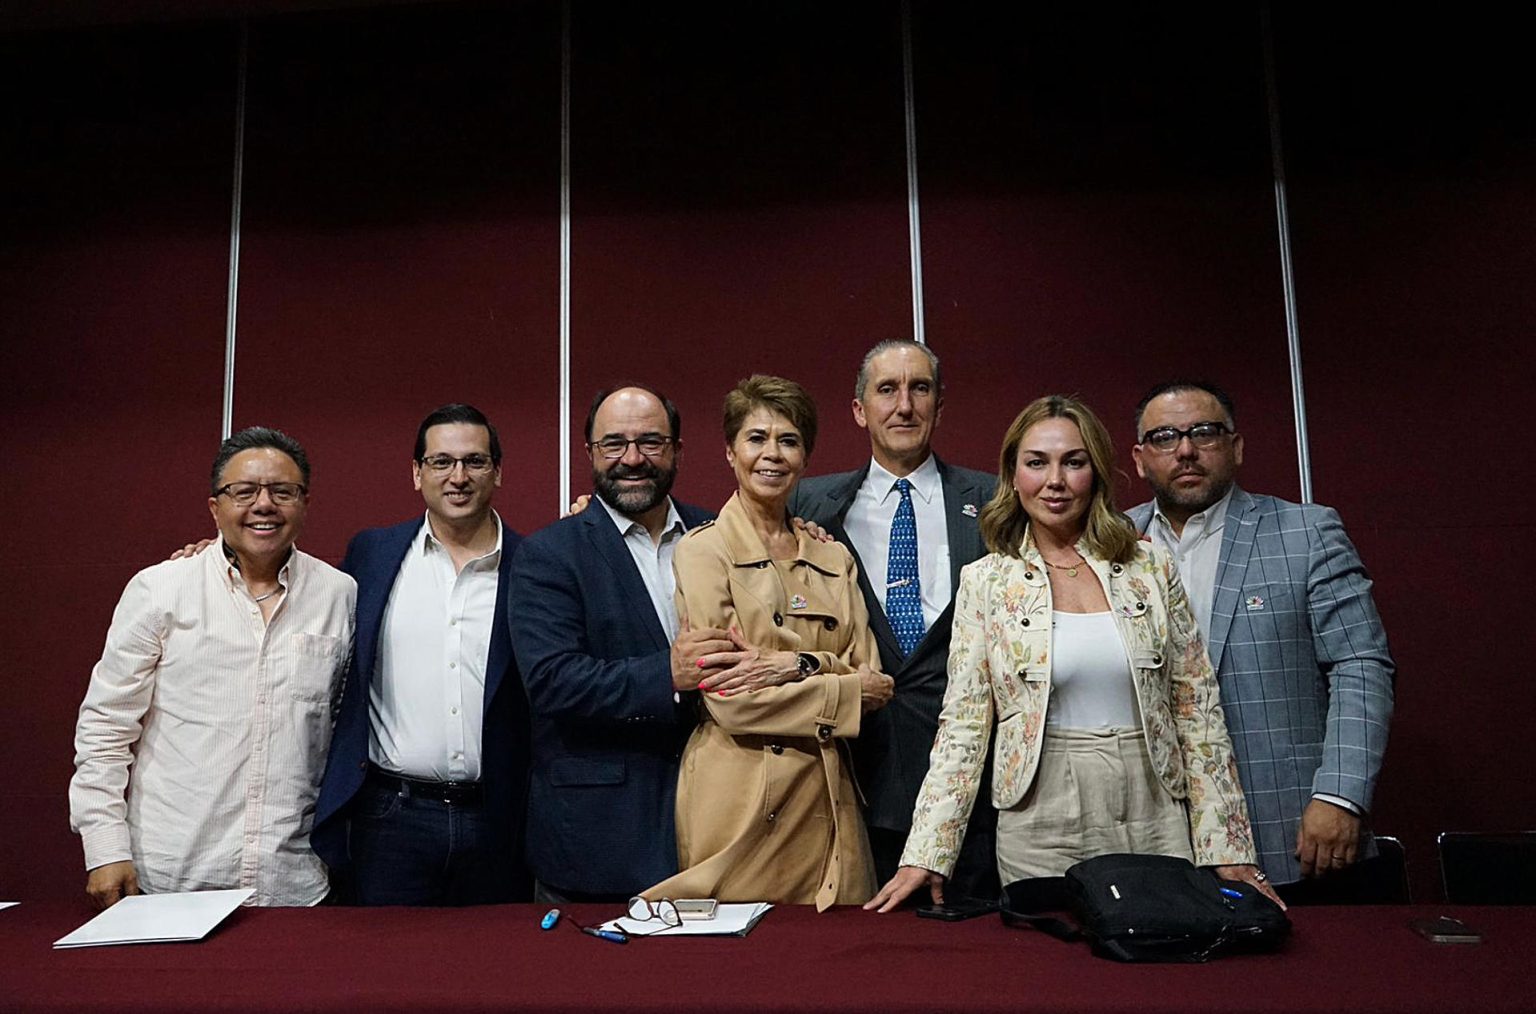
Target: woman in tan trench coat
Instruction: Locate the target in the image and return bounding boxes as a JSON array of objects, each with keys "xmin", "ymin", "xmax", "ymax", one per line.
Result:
[{"xmin": 644, "ymin": 375, "xmax": 895, "ymax": 911}]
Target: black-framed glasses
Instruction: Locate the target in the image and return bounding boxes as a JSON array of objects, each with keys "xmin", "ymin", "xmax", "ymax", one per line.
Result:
[
  {"xmin": 587, "ymin": 435, "xmax": 675, "ymax": 460},
  {"xmin": 215, "ymin": 481, "xmax": 307, "ymax": 506},
  {"xmin": 626, "ymin": 896, "xmax": 682, "ymax": 931},
  {"xmin": 418, "ymin": 453, "xmax": 496, "ymax": 475},
  {"xmin": 1138, "ymin": 421, "xmax": 1234, "ymax": 454}
]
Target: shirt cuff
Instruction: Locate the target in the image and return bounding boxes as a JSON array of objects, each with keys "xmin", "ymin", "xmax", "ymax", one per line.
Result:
[
  {"xmin": 1311, "ymin": 792, "xmax": 1363, "ymax": 816},
  {"xmin": 80, "ymin": 823, "xmax": 133, "ymax": 871}
]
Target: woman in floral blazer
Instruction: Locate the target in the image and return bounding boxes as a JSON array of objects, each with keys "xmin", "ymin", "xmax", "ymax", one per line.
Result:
[{"xmin": 867, "ymin": 395, "xmax": 1281, "ymax": 911}]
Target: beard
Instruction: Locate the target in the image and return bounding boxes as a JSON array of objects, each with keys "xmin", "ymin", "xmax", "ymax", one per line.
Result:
[
  {"xmin": 593, "ymin": 458, "xmax": 677, "ymax": 517},
  {"xmin": 1148, "ymin": 467, "xmax": 1232, "ymax": 517}
]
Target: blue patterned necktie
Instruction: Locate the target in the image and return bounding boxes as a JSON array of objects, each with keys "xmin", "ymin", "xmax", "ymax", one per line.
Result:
[{"xmin": 886, "ymin": 478, "xmax": 926, "ymax": 655}]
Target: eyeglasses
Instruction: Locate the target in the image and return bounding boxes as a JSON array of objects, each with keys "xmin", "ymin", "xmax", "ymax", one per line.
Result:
[
  {"xmin": 1138, "ymin": 422, "xmax": 1234, "ymax": 454},
  {"xmin": 418, "ymin": 454, "xmax": 496, "ymax": 474},
  {"xmin": 626, "ymin": 896, "xmax": 682, "ymax": 931},
  {"xmin": 215, "ymin": 482, "xmax": 307, "ymax": 506},
  {"xmin": 588, "ymin": 436, "xmax": 675, "ymax": 460}
]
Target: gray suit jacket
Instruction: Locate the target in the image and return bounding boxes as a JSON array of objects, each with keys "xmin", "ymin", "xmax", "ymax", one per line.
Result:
[
  {"xmin": 1128, "ymin": 486, "xmax": 1395, "ymax": 883},
  {"xmin": 789, "ymin": 457, "xmax": 995, "ymax": 835}
]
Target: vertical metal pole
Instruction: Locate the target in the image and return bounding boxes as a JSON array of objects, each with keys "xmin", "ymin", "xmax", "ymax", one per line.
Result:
[
  {"xmin": 1261, "ymin": 2, "xmax": 1313, "ymax": 502},
  {"xmin": 558, "ymin": 0, "xmax": 573, "ymax": 513},
  {"xmin": 900, "ymin": 0, "xmax": 927, "ymax": 345},
  {"xmin": 222, "ymin": 19, "xmax": 249, "ymax": 440}
]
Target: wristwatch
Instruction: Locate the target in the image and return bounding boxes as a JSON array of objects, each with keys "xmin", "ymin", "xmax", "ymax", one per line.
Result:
[{"xmin": 796, "ymin": 652, "xmax": 820, "ymax": 677}]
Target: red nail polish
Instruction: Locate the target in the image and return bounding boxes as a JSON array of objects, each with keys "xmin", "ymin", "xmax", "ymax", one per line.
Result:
[{"xmin": 697, "ymin": 658, "xmax": 706, "ymax": 667}]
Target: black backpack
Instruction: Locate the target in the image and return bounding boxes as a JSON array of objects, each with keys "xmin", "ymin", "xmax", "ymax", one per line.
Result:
[{"xmin": 1000, "ymin": 852, "xmax": 1291, "ymax": 962}]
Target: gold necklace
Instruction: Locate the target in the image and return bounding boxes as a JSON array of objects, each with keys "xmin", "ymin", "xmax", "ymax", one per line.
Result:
[{"xmin": 1041, "ymin": 555, "xmax": 1086, "ymax": 578}]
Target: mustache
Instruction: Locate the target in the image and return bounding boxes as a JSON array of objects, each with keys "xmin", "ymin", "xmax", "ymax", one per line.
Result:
[{"xmin": 606, "ymin": 462, "xmax": 661, "ymax": 481}]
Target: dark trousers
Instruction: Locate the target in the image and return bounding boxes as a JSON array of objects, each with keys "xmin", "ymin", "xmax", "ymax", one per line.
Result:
[{"xmin": 348, "ymin": 779, "xmax": 513, "ymax": 906}]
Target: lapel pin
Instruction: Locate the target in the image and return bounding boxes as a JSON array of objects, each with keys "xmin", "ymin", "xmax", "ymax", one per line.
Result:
[
  {"xmin": 961, "ymin": 503, "xmax": 978, "ymax": 518},
  {"xmin": 1245, "ymin": 595, "xmax": 1265, "ymax": 611},
  {"xmin": 789, "ymin": 594, "xmax": 808, "ymax": 610}
]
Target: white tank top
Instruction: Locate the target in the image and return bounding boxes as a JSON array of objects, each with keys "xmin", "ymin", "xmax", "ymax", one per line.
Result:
[{"xmin": 1045, "ymin": 610, "xmax": 1140, "ymax": 729}]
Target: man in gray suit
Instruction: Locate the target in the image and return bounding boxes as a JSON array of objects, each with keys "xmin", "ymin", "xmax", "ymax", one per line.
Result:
[
  {"xmin": 1127, "ymin": 380, "xmax": 1395, "ymax": 897},
  {"xmin": 789, "ymin": 339, "xmax": 999, "ymax": 900}
]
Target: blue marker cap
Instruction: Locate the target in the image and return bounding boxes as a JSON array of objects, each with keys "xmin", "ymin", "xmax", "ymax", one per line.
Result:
[
  {"xmin": 1218, "ymin": 887, "xmax": 1243, "ymax": 900},
  {"xmin": 541, "ymin": 908, "xmax": 561, "ymax": 930}
]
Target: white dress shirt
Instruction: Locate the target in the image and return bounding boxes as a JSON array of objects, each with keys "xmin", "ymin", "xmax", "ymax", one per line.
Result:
[
  {"xmin": 70, "ymin": 539, "xmax": 356, "ymax": 906},
  {"xmin": 596, "ymin": 495, "xmax": 687, "ymax": 639},
  {"xmin": 842, "ymin": 455, "xmax": 951, "ymax": 632},
  {"xmin": 1146, "ymin": 485, "xmax": 1234, "ymax": 641},
  {"xmin": 369, "ymin": 513, "xmax": 502, "ymax": 782}
]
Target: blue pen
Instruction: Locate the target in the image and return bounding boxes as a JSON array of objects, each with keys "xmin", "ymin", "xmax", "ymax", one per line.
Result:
[
  {"xmin": 1218, "ymin": 887, "xmax": 1244, "ymax": 900},
  {"xmin": 540, "ymin": 908, "xmax": 561, "ymax": 930},
  {"xmin": 582, "ymin": 927, "xmax": 629, "ymax": 945}
]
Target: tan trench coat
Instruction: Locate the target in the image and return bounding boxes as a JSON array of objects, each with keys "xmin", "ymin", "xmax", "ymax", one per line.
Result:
[{"xmin": 644, "ymin": 493, "xmax": 880, "ymax": 911}]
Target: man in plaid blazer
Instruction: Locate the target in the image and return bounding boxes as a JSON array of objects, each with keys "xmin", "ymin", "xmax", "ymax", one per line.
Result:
[{"xmin": 1126, "ymin": 380, "xmax": 1394, "ymax": 894}]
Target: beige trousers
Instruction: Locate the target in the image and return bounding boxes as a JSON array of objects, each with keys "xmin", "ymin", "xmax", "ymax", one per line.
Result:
[{"xmin": 995, "ymin": 726, "xmax": 1194, "ymax": 883}]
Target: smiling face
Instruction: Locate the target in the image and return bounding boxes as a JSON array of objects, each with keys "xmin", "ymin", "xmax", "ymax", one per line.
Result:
[
  {"xmin": 1132, "ymin": 388, "xmax": 1243, "ymax": 527},
  {"xmin": 589, "ymin": 387, "xmax": 680, "ymax": 518},
  {"xmin": 1013, "ymin": 418, "xmax": 1095, "ymax": 541},
  {"xmin": 726, "ymin": 406, "xmax": 807, "ymax": 508},
  {"xmin": 852, "ymin": 345, "xmax": 942, "ymax": 476},
  {"xmin": 413, "ymin": 422, "xmax": 501, "ymax": 528},
  {"xmin": 208, "ymin": 447, "xmax": 308, "ymax": 567}
]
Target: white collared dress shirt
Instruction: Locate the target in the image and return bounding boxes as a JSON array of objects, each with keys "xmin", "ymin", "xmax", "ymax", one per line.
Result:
[
  {"xmin": 1146, "ymin": 484, "xmax": 1234, "ymax": 641},
  {"xmin": 595, "ymin": 495, "xmax": 687, "ymax": 640},
  {"xmin": 70, "ymin": 538, "xmax": 356, "ymax": 906},
  {"xmin": 841, "ymin": 455, "xmax": 951, "ymax": 632},
  {"xmin": 369, "ymin": 513, "xmax": 503, "ymax": 783}
]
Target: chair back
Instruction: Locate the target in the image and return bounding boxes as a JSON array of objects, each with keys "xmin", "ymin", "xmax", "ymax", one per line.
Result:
[{"xmin": 1438, "ymin": 831, "xmax": 1536, "ymax": 904}]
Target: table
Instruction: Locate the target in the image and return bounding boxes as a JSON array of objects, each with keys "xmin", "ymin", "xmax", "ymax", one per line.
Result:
[{"xmin": 3, "ymin": 902, "xmax": 1532, "ymax": 1013}]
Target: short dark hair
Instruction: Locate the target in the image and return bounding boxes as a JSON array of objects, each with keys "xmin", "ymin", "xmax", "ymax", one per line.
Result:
[
  {"xmin": 1133, "ymin": 380, "xmax": 1237, "ymax": 439},
  {"xmin": 855, "ymin": 338, "xmax": 942, "ymax": 401},
  {"xmin": 414, "ymin": 403, "xmax": 501, "ymax": 465},
  {"xmin": 723, "ymin": 375, "xmax": 819, "ymax": 455},
  {"xmin": 584, "ymin": 385, "xmax": 682, "ymax": 443},
  {"xmin": 211, "ymin": 427, "xmax": 310, "ymax": 493}
]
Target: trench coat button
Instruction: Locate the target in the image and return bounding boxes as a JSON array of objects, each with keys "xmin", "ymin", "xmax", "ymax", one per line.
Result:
[
  {"xmin": 767, "ymin": 811, "xmax": 777, "ymax": 822},
  {"xmin": 773, "ymin": 612, "xmax": 783, "ymax": 626},
  {"xmin": 756, "ymin": 561, "xmax": 769, "ymax": 569},
  {"xmin": 817, "ymin": 725, "xmax": 832, "ymax": 742},
  {"xmin": 823, "ymin": 618, "xmax": 837, "ymax": 631},
  {"xmin": 769, "ymin": 743, "xmax": 784, "ymax": 755}
]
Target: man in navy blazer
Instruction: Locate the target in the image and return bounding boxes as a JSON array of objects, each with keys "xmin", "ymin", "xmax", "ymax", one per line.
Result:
[
  {"xmin": 1128, "ymin": 381, "xmax": 1394, "ymax": 898},
  {"xmin": 312, "ymin": 404, "xmax": 531, "ymax": 905},
  {"xmin": 511, "ymin": 386, "xmax": 734, "ymax": 903},
  {"xmin": 789, "ymin": 340, "xmax": 999, "ymax": 901}
]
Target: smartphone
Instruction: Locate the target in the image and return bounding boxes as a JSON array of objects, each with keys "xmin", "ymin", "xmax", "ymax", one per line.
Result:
[
  {"xmin": 1411, "ymin": 916, "xmax": 1482, "ymax": 944},
  {"xmin": 674, "ymin": 898, "xmax": 718, "ymax": 921},
  {"xmin": 916, "ymin": 898, "xmax": 1000, "ymax": 922}
]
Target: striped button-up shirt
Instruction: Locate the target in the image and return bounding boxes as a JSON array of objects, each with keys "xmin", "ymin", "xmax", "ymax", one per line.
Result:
[{"xmin": 69, "ymin": 539, "xmax": 356, "ymax": 906}]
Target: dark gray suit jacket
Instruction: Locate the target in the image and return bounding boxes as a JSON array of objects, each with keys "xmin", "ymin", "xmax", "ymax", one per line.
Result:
[
  {"xmin": 790, "ymin": 457, "xmax": 995, "ymax": 837},
  {"xmin": 1129, "ymin": 487, "xmax": 1395, "ymax": 884}
]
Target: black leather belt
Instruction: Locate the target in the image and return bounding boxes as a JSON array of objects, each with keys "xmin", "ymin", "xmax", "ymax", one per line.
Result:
[{"xmin": 366, "ymin": 764, "xmax": 484, "ymax": 806}]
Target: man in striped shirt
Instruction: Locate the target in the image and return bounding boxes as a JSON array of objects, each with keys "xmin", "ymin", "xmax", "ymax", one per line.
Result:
[{"xmin": 69, "ymin": 427, "xmax": 356, "ymax": 908}]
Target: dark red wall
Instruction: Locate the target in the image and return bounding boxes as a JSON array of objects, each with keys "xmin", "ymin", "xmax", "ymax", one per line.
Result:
[{"xmin": 3, "ymin": 1, "xmax": 1529, "ymax": 902}]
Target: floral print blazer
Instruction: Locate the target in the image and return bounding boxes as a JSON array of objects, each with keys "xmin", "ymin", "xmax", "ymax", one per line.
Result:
[{"xmin": 900, "ymin": 535, "xmax": 1257, "ymax": 876}]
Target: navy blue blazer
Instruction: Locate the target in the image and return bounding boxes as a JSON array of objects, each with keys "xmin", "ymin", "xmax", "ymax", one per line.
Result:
[
  {"xmin": 311, "ymin": 517, "xmax": 530, "ymax": 892},
  {"xmin": 509, "ymin": 499, "xmax": 713, "ymax": 897}
]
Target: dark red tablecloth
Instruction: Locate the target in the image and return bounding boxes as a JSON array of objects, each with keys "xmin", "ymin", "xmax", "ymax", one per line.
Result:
[{"xmin": 2, "ymin": 902, "xmax": 1531, "ymax": 1013}]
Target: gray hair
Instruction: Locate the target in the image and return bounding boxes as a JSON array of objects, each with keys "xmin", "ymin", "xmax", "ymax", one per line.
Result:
[{"xmin": 854, "ymin": 339, "xmax": 942, "ymax": 401}]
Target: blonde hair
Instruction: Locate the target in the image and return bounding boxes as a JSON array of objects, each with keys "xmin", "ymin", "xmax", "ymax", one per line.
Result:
[{"xmin": 978, "ymin": 394, "xmax": 1138, "ymax": 563}]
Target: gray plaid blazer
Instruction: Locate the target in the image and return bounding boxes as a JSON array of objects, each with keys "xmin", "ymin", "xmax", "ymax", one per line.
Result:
[{"xmin": 1128, "ymin": 486, "xmax": 1395, "ymax": 884}]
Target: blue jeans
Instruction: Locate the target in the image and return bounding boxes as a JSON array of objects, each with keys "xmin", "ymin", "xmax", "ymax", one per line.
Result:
[{"xmin": 348, "ymin": 779, "xmax": 513, "ymax": 906}]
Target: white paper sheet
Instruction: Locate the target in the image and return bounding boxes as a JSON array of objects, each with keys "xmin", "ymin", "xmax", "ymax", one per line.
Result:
[
  {"xmin": 53, "ymin": 889, "xmax": 253, "ymax": 948},
  {"xmin": 0, "ymin": 902, "xmax": 17, "ymax": 911},
  {"xmin": 600, "ymin": 902, "xmax": 772, "ymax": 937}
]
